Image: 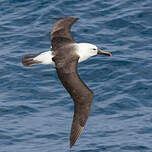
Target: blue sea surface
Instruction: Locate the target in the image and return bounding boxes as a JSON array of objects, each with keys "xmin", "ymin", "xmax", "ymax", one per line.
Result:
[{"xmin": 0, "ymin": 0, "xmax": 152, "ymax": 152}]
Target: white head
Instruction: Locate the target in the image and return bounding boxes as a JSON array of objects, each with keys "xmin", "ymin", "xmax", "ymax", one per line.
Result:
[{"xmin": 75, "ymin": 43, "xmax": 112, "ymax": 62}]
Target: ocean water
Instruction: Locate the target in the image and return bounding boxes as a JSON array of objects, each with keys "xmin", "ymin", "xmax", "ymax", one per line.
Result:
[{"xmin": 0, "ymin": 0, "xmax": 152, "ymax": 151}]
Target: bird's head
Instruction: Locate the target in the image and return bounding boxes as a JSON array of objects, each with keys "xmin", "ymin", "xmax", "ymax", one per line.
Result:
[
  {"xmin": 88, "ymin": 43, "xmax": 112, "ymax": 56},
  {"xmin": 76, "ymin": 43, "xmax": 112, "ymax": 62}
]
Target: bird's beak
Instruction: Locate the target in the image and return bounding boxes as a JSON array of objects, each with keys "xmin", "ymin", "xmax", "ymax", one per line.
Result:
[{"xmin": 97, "ymin": 49, "xmax": 112, "ymax": 56}]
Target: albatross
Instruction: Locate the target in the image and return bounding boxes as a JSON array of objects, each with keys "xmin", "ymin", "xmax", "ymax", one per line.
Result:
[{"xmin": 22, "ymin": 17, "xmax": 112, "ymax": 148}]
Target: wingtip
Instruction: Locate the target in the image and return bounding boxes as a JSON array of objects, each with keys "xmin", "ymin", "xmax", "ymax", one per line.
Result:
[
  {"xmin": 70, "ymin": 126, "xmax": 84, "ymax": 148},
  {"xmin": 70, "ymin": 141, "xmax": 74, "ymax": 149}
]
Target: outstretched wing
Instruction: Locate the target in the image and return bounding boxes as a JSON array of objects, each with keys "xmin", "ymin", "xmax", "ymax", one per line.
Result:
[
  {"xmin": 50, "ymin": 17, "xmax": 79, "ymax": 49},
  {"xmin": 70, "ymin": 100, "xmax": 93, "ymax": 148},
  {"xmin": 53, "ymin": 53, "xmax": 93, "ymax": 148}
]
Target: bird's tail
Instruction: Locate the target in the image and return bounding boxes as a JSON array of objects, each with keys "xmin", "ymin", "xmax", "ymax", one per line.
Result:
[{"xmin": 22, "ymin": 55, "xmax": 41, "ymax": 67}]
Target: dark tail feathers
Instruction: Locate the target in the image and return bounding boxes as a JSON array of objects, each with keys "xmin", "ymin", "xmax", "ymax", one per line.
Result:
[{"xmin": 22, "ymin": 55, "xmax": 41, "ymax": 67}]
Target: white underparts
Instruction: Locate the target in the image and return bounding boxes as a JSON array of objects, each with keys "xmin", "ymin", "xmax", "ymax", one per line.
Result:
[
  {"xmin": 33, "ymin": 51, "xmax": 54, "ymax": 65},
  {"xmin": 32, "ymin": 43, "xmax": 98, "ymax": 65}
]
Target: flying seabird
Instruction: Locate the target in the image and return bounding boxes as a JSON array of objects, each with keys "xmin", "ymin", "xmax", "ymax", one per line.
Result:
[{"xmin": 22, "ymin": 17, "xmax": 112, "ymax": 148}]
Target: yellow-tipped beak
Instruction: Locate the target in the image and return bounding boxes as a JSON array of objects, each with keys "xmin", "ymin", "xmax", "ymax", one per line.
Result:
[{"xmin": 97, "ymin": 49, "xmax": 112, "ymax": 56}]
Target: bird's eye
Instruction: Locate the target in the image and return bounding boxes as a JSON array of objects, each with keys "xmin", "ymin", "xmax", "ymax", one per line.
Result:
[{"xmin": 93, "ymin": 48, "xmax": 96, "ymax": 50}]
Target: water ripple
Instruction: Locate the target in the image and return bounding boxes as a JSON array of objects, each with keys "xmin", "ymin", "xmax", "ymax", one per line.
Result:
[{"xmin": 0, "ymin": 0, "xmax": 152, "ymax": 151}]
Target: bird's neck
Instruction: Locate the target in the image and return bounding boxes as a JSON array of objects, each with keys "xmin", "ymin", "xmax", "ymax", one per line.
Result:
[{"xmin": 75, "ymin": 43, "xmax": 95, "ymax": 63}]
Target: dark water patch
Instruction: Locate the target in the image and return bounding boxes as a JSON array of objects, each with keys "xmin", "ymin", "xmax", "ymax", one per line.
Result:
[
  {"xmin": 136, "ymin": 127, "xmax": 152, "ymax": 135},
  {"xmin": 121, "ymin": 145, "xmax": 150, "ymax": 151},
  {"xmin": 34, "ymin": 133, "xmax": 59, "ymax": 140},
  {"xmin": 0, "ymin": 105, "xmax": 39, "ymax": 117},
  {"xmin": 1, "ymin": 0, "xmax": 152, "ymax": 151}
]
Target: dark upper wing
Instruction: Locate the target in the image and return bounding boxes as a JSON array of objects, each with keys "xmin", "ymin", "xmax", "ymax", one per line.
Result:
[
  {"xmin": 53, "ymin": 54, "xmax": 93, "ymax": 148},
  {"xmin": 51, "ymin": 17, "xmax": 79, "ymax": 50},
  {"xmin": 70, "ymin": 100, "xmax": 93, "ymax": 148}
]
